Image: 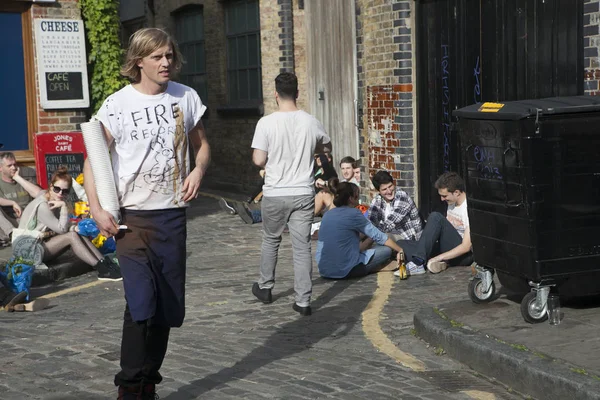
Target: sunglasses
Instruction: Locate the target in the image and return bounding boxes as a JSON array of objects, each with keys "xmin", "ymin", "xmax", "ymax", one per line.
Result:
[{"xmin": 52, "ymin": 186, "xmax": 70, "ymax": 195}]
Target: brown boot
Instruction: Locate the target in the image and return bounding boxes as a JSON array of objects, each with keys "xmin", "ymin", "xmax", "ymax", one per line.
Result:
[
  {"xmin": 0, "ymin": 288, "xmax": 27, "ymax": 312},
  {"xmin": 12, "ymin": 298, "xmax": 50, "ymax": 312}
]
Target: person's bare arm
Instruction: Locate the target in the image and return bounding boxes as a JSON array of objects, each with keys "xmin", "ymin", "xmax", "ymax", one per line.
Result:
[
  {"xmin": 12, "ymin": 168, "xmax": 43, "ymax": 198},
  {"xmin": 252, "ymin": 149, "xmax": 267, "ymax": 168},
  {"xmin": 0, "ymin": 198, "xmax": 22, "ymax": 218},
  {"xmin": 431, "ymin": 227, "xmax": 472, "ymax": 263},
  {"xmin": 384, "ymin": 237, "xmax": 404, "ymax": 263},
  {"xmin": 84, "ymin": 124, "xmax": 119, "ymax": 237},
  {"xmin": 182, "ymin": 120, "xmax": 210, "ymax": 203}
]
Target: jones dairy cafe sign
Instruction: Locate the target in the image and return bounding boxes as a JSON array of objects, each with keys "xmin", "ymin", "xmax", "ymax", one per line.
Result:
[{"xmin": 35, "ymin": 18, "xmax": 90, "ymax": 109}]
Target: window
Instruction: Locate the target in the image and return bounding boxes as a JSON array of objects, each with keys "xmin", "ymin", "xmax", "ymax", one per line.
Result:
[
  {"xmin": 225, "ymin": 0, "xmax": 262, "ymax": 104},
  {"xmin": 120, "ymin": 18, "xmax": 145, "ymax": 49},
  {"xmin": 174, "ymin": 7, "xmax": 207, "ymax": 102}
]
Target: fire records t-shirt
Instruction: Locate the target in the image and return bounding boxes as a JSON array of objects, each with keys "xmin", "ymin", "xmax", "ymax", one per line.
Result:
[
  {"xmin": 96, "ymin": 82, "xmax": 206, "ymax": 210},
  {"xmin": 446, "ymin": 200, "xmax": 469, "ymax": 238}
]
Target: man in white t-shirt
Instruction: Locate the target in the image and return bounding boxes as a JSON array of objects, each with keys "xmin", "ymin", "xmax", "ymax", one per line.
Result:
[
  {"xmin": 84, "ymin": 28, "xmax": 210, "ymax": 399},
  {"xmin": 394, "ymin": 172, "xmax": 473, "ymax": 276},
  {"xmin": 251, "ymin": 72, "xmax": 331, "ymax": 316}
]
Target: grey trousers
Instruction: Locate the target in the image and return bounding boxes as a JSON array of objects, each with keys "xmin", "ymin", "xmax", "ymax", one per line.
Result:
[
  {"xmin": 258, "ymin": 195, "xmax": 315, "ymax": 306},
  {"xmin": 0, "ymin": 209, "xmax": 17, "ymax": 241}
]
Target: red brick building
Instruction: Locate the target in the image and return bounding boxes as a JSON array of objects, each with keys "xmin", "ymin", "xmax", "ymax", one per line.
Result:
[{"xmin": 3, "ymin": 0, "xmax": 597, "ymax": 212}]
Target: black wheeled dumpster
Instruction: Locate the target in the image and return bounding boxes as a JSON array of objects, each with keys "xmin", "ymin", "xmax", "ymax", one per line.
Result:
[{"xmin": 453, "ymin": 96, "xmax": 600, "ymax": 323}]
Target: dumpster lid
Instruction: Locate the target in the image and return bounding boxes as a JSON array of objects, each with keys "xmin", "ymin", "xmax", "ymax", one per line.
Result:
[{"xmin": 453, "ymin": 96, "xmax": 600, "ymax": 120}]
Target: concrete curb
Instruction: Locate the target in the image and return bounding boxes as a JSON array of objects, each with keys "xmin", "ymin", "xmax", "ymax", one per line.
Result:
[
  {"xmin": 32, "ymin": 258, "xmax": 93, "ymax": 287},
  {"xmin": 414, "ymin": 307, "xmax": 600, "ymax": 400},
  {"xmin": 2, "ymin": 253, "xmax": 93, "ymax": 288}
]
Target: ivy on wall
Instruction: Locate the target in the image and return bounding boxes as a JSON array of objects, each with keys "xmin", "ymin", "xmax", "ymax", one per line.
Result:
[{"xmin": 79, "ymin": 0, "xmax": 128, "ymax": 115}]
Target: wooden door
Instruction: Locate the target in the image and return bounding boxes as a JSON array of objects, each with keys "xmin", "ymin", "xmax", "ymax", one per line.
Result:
[{"xmin": 305, "ymin": 0, "xmax": 358, "ymax": 170}]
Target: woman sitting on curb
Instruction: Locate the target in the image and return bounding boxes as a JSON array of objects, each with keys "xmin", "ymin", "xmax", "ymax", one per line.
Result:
[
  {"xmin": 18, "ymin": 167, "xmax": 121, "ymax": 281},
  {"xmin": 315, "ymin": 179, "xmax": 404, "ymax": 279}
]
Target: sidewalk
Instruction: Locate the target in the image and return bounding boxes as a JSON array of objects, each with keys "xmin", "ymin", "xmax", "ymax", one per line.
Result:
[
  {"xmin": 410, "ymin": 272, "xmax": 600, "ymax": 400},
  {"xmin": 3, "ymin": 191, "xmax": 600, "ymax": 399}
]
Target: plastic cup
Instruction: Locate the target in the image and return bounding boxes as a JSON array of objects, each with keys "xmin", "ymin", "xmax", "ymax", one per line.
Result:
[{"xmin": 547, "ymin": 294, "xmax": 561, "ymax": 326}]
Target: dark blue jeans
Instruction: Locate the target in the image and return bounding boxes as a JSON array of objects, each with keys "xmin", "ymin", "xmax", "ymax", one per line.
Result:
[
  {"xmin": 396, "ymin": 212, "xmax": 472, "ymax": 267},
  {"xmin": 345, "ymin": 245, "xmax": 392, "ymax": 278}
]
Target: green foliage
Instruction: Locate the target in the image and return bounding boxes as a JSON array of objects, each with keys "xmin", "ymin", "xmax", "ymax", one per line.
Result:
[{"xmin": 79, "ymin": 0, "xmax": 128, "ymax": 115}]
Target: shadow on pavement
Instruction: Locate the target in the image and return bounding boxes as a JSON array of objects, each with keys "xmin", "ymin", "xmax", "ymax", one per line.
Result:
[
  {"xmin": 29, "ymin": 282, "xmax": 72, "ymax": 297},
  {"xmin": 163, "ymin": 279, "xmax": 369, "ymax": 399}
]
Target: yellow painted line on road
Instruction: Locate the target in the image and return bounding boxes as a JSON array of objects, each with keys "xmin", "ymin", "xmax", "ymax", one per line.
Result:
[
  {"xmin": 462, "ymin": 390, "xmax": 497, "ymax": 400},
  {"xmin": 39, "ymin": 279, "xmax": 108, "ymax": 299},
  {"xmin": 361, "ymin": 272, "xmax": 426, "ymax": 371},
  {"xmin": 363, "ymin": 274, "xmax": 498, "ymax": 398}
]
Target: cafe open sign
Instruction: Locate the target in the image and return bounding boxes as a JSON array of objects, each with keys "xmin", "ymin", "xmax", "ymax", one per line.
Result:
[
  {"xmin": 35, "ymin": 19, "xmax": 90, "ymax": 109},
  {"xmin": 34, "ymin": 132, "xmax": 87, "ymax": 189}
]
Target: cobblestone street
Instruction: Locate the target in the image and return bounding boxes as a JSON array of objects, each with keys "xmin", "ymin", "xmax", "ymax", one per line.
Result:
[{"xmin": 0, "ymin": 196, "xmax": 523, "ymax": 399}]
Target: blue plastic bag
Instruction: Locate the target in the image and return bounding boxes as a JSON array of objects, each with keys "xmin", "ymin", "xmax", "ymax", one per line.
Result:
[
  {"xmin": 77, "ymin": 219, "xmax": 116, "ymax": 254},
  {"xmin": 77, "ymin": 219, "xmax": 100, "ymax": 238},
  {"xmin": 0, "ymin": 258, "xmax": 35, "ymax": 301}
]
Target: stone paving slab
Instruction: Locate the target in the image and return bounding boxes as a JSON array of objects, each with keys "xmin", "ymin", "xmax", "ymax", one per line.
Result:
[{"xmin": 0, "ymin": 197, "xmax": 522, "ymax": 399}]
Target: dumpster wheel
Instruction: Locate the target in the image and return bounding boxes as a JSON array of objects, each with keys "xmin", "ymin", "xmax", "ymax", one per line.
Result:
[
  {"xmin": 520, "ymin": 291, "xmax": 548, "ymax": 324},
  {"xmin": 468, "ymin": 277, "xmax": 495, "ymax": 304}
]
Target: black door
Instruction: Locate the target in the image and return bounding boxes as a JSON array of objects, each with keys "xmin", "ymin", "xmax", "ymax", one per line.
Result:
[{"xmin": 415, "ymin": 0, "xmax": 584, "ymax": 215}]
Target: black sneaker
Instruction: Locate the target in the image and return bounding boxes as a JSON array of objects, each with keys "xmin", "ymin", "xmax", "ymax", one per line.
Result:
[
  {"xmin": 233, "ymin": 202, "xmax": 255, "ymax": 224},
  {"xmin": 292, "ymin": 303, "xmax": 312, "ymax": 316},
  {"xmin": 218, "ymin": 198, "xmax": 237, "ymax": 215},
  {"xmin": 97, "ymin": 257, "xmax": 123, "ymax": 281},
  {"xmin": 252, "ymin": 282, "xmax": 272, "ymax": 304}
]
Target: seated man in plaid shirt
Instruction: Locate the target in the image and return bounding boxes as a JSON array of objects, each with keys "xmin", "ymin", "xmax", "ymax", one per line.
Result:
[{"xmin": 367, "ymin": 170, "xmax": 423, "ymax": 243}]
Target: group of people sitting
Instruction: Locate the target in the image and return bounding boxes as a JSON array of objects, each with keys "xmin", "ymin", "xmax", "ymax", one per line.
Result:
[
  {"xmin": 0, "ymin": 151, "xmax": 122, "ymax": 312},
  {"xmin": 220, "ymin": 152, "xmax": 472, "ymax": 281},
  {"xmin": 317, "ymin": 169, "xmax": 472, "ymax": 279}
]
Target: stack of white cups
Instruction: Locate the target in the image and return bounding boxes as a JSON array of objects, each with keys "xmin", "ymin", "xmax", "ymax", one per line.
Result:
[{"xmin": 80, "ymin": 119, "xmax": 121, "ymax": 223}]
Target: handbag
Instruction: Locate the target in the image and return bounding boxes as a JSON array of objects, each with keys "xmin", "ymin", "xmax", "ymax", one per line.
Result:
[
  {"xmin": 11, "ymin": 228, "xmax": 43, "ymax": 243},
  {"xmin": 11, "ymin": 199, "xmax": 45, "ymax": 266},
  {"xmin": 11, "ymin": 198, "xmax": 44, "ymax": 243},
  {"xmin": 11, "ymin": 198, "xmax": 43, "ymax": 241}
]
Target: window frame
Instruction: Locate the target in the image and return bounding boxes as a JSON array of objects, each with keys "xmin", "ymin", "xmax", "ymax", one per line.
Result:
[
  {"xmin": 172, "ymin": 5, "xmax": 208, "ymax": 104},
  {"xmin": 224, "ymin": 0, "xmax": 262, "ymax": 106},
  {"xmin": 2, "ymin": 2, "xmax": 37, "ymax": 162}
]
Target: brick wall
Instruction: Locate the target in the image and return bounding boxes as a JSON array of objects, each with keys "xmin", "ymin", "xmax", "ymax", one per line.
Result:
[
  {"xmin": 292, "ymin": 0, "xmax": 308, "ymax": 112},
  {"xmin": 584, "ymin": 0, "xmax": 600, "ymax": 94},
  {"xmin": 356, "ymin": 0, "xmax": 417, "ymax": 199},
  {"xmin": 260, "ymin": 0, "xmax": 280, "ymax": 115},
  {"xmin": 154, "ymin": 0, "xmax": 262, "ymax": 193},
  {"xmin": 260, "ymin": 0, "xmax": 308, "ymax": 115},
  {"xmin": 32, "ymin": 1, "xmax": 87, "ymax": 135}
]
